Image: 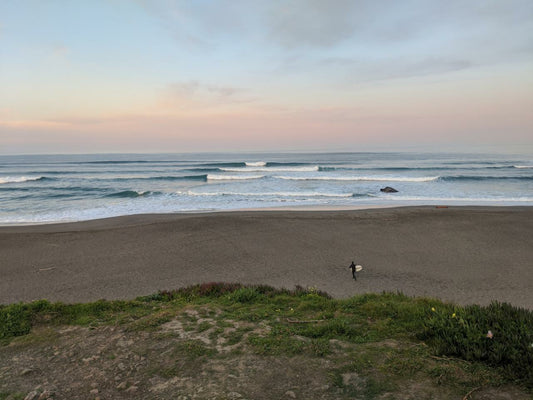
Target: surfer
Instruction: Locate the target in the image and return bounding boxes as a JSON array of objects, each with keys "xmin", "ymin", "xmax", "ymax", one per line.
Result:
[{"xmin": 349, "ymin": 261, "xmax": 357, "ymax": 280}]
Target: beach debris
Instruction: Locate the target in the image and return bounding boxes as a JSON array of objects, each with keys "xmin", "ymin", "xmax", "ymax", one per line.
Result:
[
  {"xmin": 38, "ymin": 267, "xmax": 56, "ymax": 272},
  {"xmin": 380, "ymin": 186, "xmax": 398, "ymax": 193},
  {"xmin": 486, "ymin": 330, "xmax": 493, "ymax": 339}
]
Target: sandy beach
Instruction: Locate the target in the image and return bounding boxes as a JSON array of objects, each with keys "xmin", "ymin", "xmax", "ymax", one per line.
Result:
[{"xmin": 1, "ymin": 206, "xmax": 532, "ymax": 308}]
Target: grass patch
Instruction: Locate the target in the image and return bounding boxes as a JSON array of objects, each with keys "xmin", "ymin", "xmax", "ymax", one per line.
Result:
[
  {"xmin": 1, "ymin": 282, "xmax": 532, "ymax": 391},
  {"xmin": 196, "ymin": 320, "xmax": 213, "ymax": 333},
  {"xmin": 0, "ymin": 393, "xmax": 25, "ymax": 400},
  {"xmin": 419, "ymin": 301, "xmax": 533, "ymax": 388},
  {"xmin": 125, "ymin": 311, "xmax": 174, "ymax": 332},
  {"xmin": 224, "ymin": 327, "xmax": 251, "ymax": 346},
  {"xmin": 175, "ymin": 339, "xmax": 217, "ymax": 358}
]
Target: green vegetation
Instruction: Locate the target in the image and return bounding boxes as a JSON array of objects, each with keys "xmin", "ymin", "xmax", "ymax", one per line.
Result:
[
  {"xmin": 0, "ymin": 393, "xmax": 25, "ymax": 400},
  {"xmin": 419, "ymin": 301, "xmax": 533, "ymax": 387},
  {"xmin": 1, "ymin": 282, "xmax": 532, "ymax": 393}
]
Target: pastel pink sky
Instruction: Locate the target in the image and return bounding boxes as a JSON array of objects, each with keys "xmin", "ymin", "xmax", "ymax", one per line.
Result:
[{"xmin": 1, "ymin": 1, "xmax": 532, "ymax": 154}]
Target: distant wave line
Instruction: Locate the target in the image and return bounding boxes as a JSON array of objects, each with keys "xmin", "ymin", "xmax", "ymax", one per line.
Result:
[
  {"xmin": 206, "ymin": 174, "xmax": 265, "ymax": 181},
  {"xmin": 442, "ymin": 161, "xmax": 512, "ymax": 166},
  {"xmin": 197, "ymin": 162, "xmax": 247, "ymax": 168},
  {"xmin": 76, "ymin": 160, "xmax": 178, "ymax": 165},
  {"xmin": 265, "ymin": 162, "xmax": 312, "ymax": 167},
  {"xmin": 319, "ymin": 165, "xmax": 517, "ymax": 172},
  {"xmin": 275, "ymin": 175, "xmax": 439, "ymax": 182},
  {"xmin": 0, "ymin": 186, "xmax": 108, "ymax": 193},
  {"xmin": 104, "ymin": 190, "xmax": 160, "ymax": 198},
  {"xmin": 116, "ymin": 174, "xmax": 208, "ymax": 182},
  {"xmin": 440, "ymin": 175, "xmax": 533, "ymax": 181},
  {"xmin": 182, "ymin": 190, "xmax": 367, "ymax": 198},
  {"xmin": 221, "ymin": 166, "xmax": 320, "ymax": 172},
  {"xmin": 200, "ymin": 161, "xmax": 313, "ymax": 169}
]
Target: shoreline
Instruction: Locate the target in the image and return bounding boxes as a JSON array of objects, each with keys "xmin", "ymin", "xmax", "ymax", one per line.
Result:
[
  {"xmin": 0, "ymin": 204, "xmax": 398, "ymax": 227},
  {"xmin": 1, "ymin": 206, "xmax": 532, "ymax": 309},
  {"xmin": 1, "ymin": 202, "xmax": 530, "ymax": 227}
]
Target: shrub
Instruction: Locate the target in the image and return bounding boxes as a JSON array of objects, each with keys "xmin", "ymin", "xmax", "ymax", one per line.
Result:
[
  {"xmin": 419, "ymin": 301, "xmax": 533, "ymax": 388},
  {"xmin": 0, "ymin": 303, "xmax": 32, "ymax": 340},
  {"xmin": 228, "ymin": 287, "xmax": 260, "ymax": 303},
  {"xmin": 138, "ymin": 283, "xmax": 332, "ymax": 302}
]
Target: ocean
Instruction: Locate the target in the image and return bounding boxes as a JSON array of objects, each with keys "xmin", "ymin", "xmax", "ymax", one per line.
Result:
[{"xmin": 0, "ymin": 152, "xmax": 532, "ymax": 225}]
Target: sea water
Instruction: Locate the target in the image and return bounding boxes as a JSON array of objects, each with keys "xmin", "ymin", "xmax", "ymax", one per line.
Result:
[{"xmin": 0, "ymin": 152, "xmax": 532, "ymax": 224}]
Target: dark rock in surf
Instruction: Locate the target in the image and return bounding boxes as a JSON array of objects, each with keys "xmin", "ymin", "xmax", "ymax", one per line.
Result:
[{"xmin": 380, "ymin": 186, "xmax": 398, "ymax": 193}]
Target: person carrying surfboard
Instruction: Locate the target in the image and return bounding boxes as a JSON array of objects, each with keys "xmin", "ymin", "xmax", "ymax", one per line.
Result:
[{"xmin": 349, "ymin": 261, "xmax": 357, "ymax": 280}]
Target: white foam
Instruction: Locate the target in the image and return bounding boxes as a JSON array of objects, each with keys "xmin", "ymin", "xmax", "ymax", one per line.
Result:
[
  {"xmin": 183, "ymin": 190, "xmax": 354, "ymax": 198},
  {"xmin": 275, "ymin": 175, "xmax": 439, "ymax": 182},
  {"xmin": 221, "ymin": 166, "xmax": 319, "ymax": 172},
  {"xmin": 0, "ymin": 176, "xmax": 43, "ymax": 184},
  {"xmin": 207, "ymin": 174, "xmax": 264, "ymax": 180},
  {"xmin": 245, "ymin": 161, "xmax": 267, "ymax": 167},
  {"xmin": 379, "ymin": 195, "xmax": 533, "ymax": 202},
  {"xmin": 514, "ymin": 165, "xmax": 533, "ymax": 169}
]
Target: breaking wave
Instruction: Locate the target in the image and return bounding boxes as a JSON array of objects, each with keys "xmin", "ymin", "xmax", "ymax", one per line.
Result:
[
  {"xmin": 207, "ymin": 174, "xmax": 265, "ymax": 181},
  {"xmin": 440, "ymin": 175, "xmax": 533, "ymax": 181},
  {"xmin": 275, "ymin": 175, "xmax": 439, "ymax": 182},
  {"xmin": 0, "ymin": 176, "xmax": 48, "ymax": 184},
  {"xmin": 113, "ymin": 174, "xmax": 208, "ymax": 182},
  {"xmin": 104, "ymin": 190, "xmax": 159, "ymax": 198},
  {"xmin": 183, "ymin": 190, "xmax": 360, "ymax": 198},
  {"xmin": 221, "ymin": 166, "xmax": 320, "ymax": 172}
]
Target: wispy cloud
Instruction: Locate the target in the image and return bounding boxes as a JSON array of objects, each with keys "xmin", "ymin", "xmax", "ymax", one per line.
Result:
[
  {"xmin": 136, "ymin": 0, "xmax": 257, "ymax": 50},
  {"xmin": 265, "ymin": 0, "xmax": 533, "ymax": 51},
  {"xmin": 266, "ymin": 0, "xmax": 365, "ymax": 48},
  {"xmin": 319, "ymin": 56, "xmax": 473, "ymax": 84},
  {"xmin": 161, "ymin": 80, "xmax": 255, "ymax": 109}
]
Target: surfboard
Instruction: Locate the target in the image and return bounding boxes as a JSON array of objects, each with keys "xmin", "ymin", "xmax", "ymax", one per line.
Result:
[{"xmin": 356, "ymin": 265, "xmax": 363, "ymax": 272}]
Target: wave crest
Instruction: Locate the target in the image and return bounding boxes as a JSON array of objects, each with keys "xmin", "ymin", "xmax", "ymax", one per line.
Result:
[
  {"xmin": 0, "ymin": 176, "xmax": 47, "ymax": 184},
  {"xmin": 104, "ymin": 190, "xmax": 157, "ymax": 198},
  {"xmin": 275, "ymin": 175, "xmax": 439, "ymax": 182},
  {"xmin": 207, "ymin": 174, "xmax": 264, "ymax": 181},
  {"xmin": 184, "ymin": 190, "xmax": 357, "ymax": 198},
  {"xmin": 221, "ymin": 166, "xmax": 319, "ymax": 172},
  {"xmin": 441, "ymin": 175, "xmax": 533, "ymax": 181}
]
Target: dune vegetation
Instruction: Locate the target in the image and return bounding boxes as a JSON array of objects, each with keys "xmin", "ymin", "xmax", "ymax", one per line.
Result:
[{"xmin": 1, "ymin": 283, "xmax": 532, "ymax": 399}]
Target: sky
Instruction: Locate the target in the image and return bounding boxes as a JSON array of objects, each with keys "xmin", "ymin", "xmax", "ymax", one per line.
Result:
[{"xmin": 1, "ymin": 0, "xmax": 532, "ymax": 154}]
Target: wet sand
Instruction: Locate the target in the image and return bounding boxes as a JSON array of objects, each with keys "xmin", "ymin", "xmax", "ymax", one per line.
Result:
[{"xmin": 1, "ymin": 206, "xmax": 532, "ymax": 308}]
